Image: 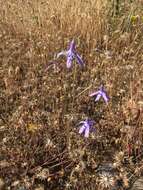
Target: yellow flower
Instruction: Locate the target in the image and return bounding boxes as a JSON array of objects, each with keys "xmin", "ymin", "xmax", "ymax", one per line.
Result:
[
  {"xmin": 130, "ymin": 15, "xmax": 139, "ymax": 23},
  {"xmin": 27, "ymin": 123, "xmax": 39, "ymax": 132}
]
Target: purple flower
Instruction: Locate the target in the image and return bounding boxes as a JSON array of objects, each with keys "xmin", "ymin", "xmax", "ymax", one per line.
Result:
[
  {"xmin": 89, "ymin": 85, "xmax": 109, "ymax": 104},
  {"xmin": 78, "ymin": 119, "xmax": 95, "ymax": 138},
  {"xmin": 57, "ymin": 39, "xmax": 84, "ymax": 69}
]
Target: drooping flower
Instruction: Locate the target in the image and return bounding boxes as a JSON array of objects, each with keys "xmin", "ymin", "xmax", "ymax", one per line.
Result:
[
  {"xmin": 57, "ymin": 39, "xmax": 84, "ymax": 69},
  {"xmin": 89, "ymin": 85, "xmax": 109, "ymax": 104},
  {"xmin": 78, "ymin": 119, "xmax": 95, "ymax": 138}
]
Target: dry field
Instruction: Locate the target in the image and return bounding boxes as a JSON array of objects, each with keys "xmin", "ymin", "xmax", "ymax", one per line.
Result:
[{"xmin": 0, "ymin": 0, "xmax": 143, "ymax": 189}]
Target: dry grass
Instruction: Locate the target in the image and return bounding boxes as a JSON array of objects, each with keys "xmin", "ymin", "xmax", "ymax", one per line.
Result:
[{"xmin": 0, "ymin": 0, "xmax": 143, "ymax": 189}]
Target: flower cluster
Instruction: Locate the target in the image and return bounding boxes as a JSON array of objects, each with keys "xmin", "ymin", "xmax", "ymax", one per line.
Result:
[{"xmin": 57, "ymin": 40, "xmax": 109, "ymax": 138}]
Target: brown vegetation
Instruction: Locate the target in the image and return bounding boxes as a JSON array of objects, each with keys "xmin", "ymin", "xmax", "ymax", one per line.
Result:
[{"xmin": 0, "ymin": 0, "xmax": 143, "ymax": 189}]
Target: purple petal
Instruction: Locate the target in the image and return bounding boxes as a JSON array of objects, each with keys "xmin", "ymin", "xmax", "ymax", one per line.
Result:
[
  {"xmin": 95, "ymin": 94, "xmax": 101, "ymax": 102},
  {"xmin": 84, "ymin": 121, "xmax": 90, "ymax": 128},
  {"xmin": 57, "ymin": 51, "xmax": 67, "ymax": 58},
  {"xmin": 87, "ymin": 119, "xmax": 95, "ymax": 126},
  {"xmin": 79, "ymin": 121, "xmax": 85, "ymax": 125},
  {"xmin": 69, "ymin": 39, "xmax": 75, "ymax": 52},
  {"xmin": 79, "ymin": 125, "xmax": 85, "ymax": 134},
  {"xmin": 66, "ymin": 56, "xmax": 73, "ymax": 68},
  {"xmin": 89, "ymin": 91, "xmax": 99, "ymax": 97},
  {"xmin": 84, "ymin": 125, "xmax": 90, "ymax": 138},
  {"xmin": 75, "ymin": 53, "xmax": 84, "ymax": 66},
  {"xmin": 102, "ymin": 92, "xmax": 109, "ymax": 103}
]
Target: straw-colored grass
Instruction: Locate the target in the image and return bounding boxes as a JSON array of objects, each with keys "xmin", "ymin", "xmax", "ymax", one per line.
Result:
[{"xmin": 0, "ymin": 0, "xmax": 143, "ymax": 189}]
